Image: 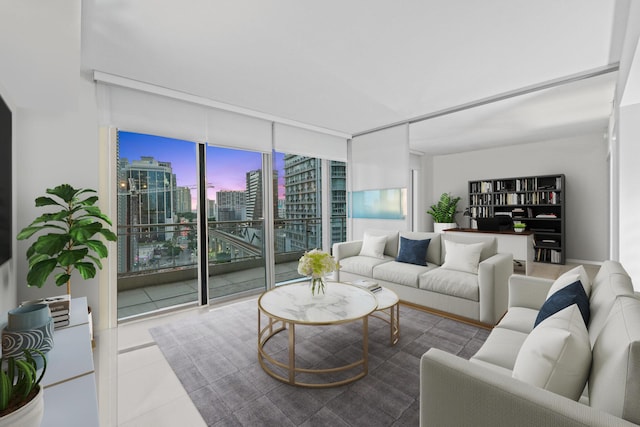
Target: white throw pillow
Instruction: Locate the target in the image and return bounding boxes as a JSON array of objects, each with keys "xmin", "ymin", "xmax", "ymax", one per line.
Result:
[
  {"xmin": 547, "ymin": 265, "xmax": 591, "ymax": 298},
  {"xmin": 358, "ymin": 233, "xmax": 387, "ymax": 259},
  {"xmin": 440, "ymin": 240, "xmax": 484, "ymax": 274},
  {"xmin": 512, "ymin": 304, "xmax": 591, "ymax": 401}
]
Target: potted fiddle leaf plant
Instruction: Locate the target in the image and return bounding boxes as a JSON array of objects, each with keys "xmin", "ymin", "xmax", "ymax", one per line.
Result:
[
  {"xmin": 0, "ymin": 348, "xmax": 47, "ymax": 427},
  {"xmin": 427, "ymin": 192, "xmax": 461, "ymax": 233},
  {"xmin": 17, "ymin": 184, "xmax": 117, "ymax": 295}
]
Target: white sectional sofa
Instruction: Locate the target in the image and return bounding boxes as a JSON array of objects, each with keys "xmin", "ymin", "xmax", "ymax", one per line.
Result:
[
  {"xmin": 332, "ymin": 230, "xmax": 513, "ymax": 325},
  {"xmin": 420, "ymin": 260, "xmax": 640, "ymax": 426}
]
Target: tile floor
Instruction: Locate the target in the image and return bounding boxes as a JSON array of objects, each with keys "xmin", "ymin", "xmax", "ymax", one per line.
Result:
[{"xmin": 97, "ymin": 260, "xmax": 599, "ymax": 426}]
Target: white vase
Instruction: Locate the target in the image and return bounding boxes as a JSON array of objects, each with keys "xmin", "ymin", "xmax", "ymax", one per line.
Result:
[
  {"xmin": 0, "ymin": 385, "xmax": 44, "ymax": 427},
  {"xmin": 434, "ymin": 222, "xmax": 457, "ymax": 233}
]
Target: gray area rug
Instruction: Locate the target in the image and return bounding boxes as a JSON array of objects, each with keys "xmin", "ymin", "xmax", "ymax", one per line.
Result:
[{"xmin": 150, "ymin": 298, "xmax": 489, "ymax": 426}]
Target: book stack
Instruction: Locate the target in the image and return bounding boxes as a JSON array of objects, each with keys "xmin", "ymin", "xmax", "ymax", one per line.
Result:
[
  {"xmin": 350, "ymin": 279, "xmax": 382, "ymax": 293},
  {"xmin": 23, "ymin": 295, "xmax": 71, "ymax": 329}
]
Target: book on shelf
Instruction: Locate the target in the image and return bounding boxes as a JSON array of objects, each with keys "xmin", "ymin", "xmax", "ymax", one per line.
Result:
[
  {"xmin": 535, "ymin": 213, "xmax": 558, "ymax": 218},
  {"xmin": 53, "ymin": 317, "xmax": 70, "ymax": 329},
  {"xmin": 350, "ymin": 279, "xmax": 382, "ymax": 292},
  {"xmin": 22, "ymin": 294, "xmax": 70, "ymax": 311}
]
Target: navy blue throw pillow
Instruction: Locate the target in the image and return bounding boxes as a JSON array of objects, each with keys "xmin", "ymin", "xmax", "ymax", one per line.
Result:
[
  {"xmin": 396, "ymin": 237, "xmax": 430, "ymax": 266},
  {"xmin": 534, "ymin": 280, "xmax": 590, "ymax": 328}
]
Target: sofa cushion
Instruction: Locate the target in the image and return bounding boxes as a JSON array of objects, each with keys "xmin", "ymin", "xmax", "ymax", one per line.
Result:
[
  {"xmin": 339, "ymin": 255, "xmax": 394, "ymax": 277},
  {"xmin": 588, "ymin": 261, "xmax": 635, "ymax": 345},
  {"xmin": 373, "ymin": 261, "xmax": 436, "ymax": 288},
  {"xmin": 396, "ymin": 236, "xmax": 430, "ymax": 266},
  {"xmin": 535, "ymin": 280, "xmax": 590, "ymax": 328},
  {"xmin": 441, "ymin": 233, "xmax": 497, "ymax": 263},
  {"xmin": 361, "ymin": 229, "xmax": 400, "ymax": 257},
  {"xmin": 547, "ymin": 265, "xmax": 591, "ymax": 298},
  {"xmin": 400, "ymin": 231, "xmax": 441, "ymax": 266},
  {"xmin": 589, "ymin": 296, "xmax": 640, "ymax": 424},
  {"xmin": 470, "ymin": 327, "xmax": 528, "ymax": 371},
  {"xmin": 419, "ymin": 268, "xmax": 479, "ymax": 301},
  {"xmin": 496, "ymin": 307, "xmax": 539, "ymax": 334},
  {"xmin": 440, "ymin": 240, "xmax": 484, "ymax": 274},
  {"xmin": 512, "ymin": 304, "xmax": 591, "ymax": 401},
  {"xmin": 359, "ymin": 232, "xmax": 387, "ymax": 259}
]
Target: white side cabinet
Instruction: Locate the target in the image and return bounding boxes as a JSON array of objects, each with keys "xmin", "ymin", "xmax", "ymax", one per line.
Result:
[{"xmin": 41, "ymin": 297, "xmax": 99, "ymax": 426}]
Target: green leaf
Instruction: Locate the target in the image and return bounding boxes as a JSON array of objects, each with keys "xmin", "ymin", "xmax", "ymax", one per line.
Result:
[
  {"xmin": 76, "ymin": 262, "xmax": 97, "ymax": 280},
  {"xmin": 46, "ymin": 184, "xmax": 80, "ymax": 203},
  {"xmin": 78, "ymin": 195, "xmax": 99, "ymax": 206},
  {"xmin": 88, "ymin": 255, "xmax": 103, "ymax": 270},
  {"xmin": 26, "ymin": 259, "xmax": 58, "ymax": 288},
  {"xmin": 34, "ymin": 196, "xmax": 64, "ymax": 208},
  {"xmin": 70, "ymin": 222, "xmax": 102, "ymax": 242},
  {"xmin": 58, "ymin": 248, "xmax": 89, "ymax": 266},
  {"xmin": 84, "ymin": 240, "xmax": 108, "ymax": 258},
  {"xmin": 33, "ymin": 234, "xmax": 70, "ymax": 256},
  {"xmin": 55, "ymin": 273, "xmax": 71, "ymax": 286},
  {"xmin": 16, "ymin": 225, "xmax": 47, "ymax": 240},
  {"xmin": 99, "ymin": 228, "xmax": 118, "ymax": 242}
]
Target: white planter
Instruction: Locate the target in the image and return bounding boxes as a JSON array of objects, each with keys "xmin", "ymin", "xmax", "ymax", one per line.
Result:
[
  {"xmin": 0, "ymin": 385, "xmax": 44, "ymax": 427},
  {"xmin": 434, "ymin": 222, "xmax": 457, "ymax": 233}
]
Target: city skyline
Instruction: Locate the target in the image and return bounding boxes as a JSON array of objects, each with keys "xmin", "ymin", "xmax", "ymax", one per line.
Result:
[{"xmin": 118, "ymin": 131, "xmax": 287, "ymax": 207}]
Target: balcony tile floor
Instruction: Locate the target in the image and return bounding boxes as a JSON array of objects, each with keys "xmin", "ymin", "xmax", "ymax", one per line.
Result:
[{"xmin": 117, "ymin": 261, "xmax": 301, "ymax": 319}]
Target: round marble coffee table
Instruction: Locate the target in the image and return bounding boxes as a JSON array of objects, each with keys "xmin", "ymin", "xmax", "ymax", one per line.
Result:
[{"xmin": 258, "ymin": 281, "xmax": 378, "ymax": 388}]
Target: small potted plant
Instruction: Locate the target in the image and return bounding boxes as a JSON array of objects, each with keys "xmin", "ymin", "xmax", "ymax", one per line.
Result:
[
  {"xmin": 297, "ymin": 249, "xmax": 339, "ymax": 295},
  {"xmin": 513, "ymin": 222, "xmax": 527, "ymax": 233},
  {"xmin": 427, "ymin": 193, "xmax": 462, "ymax": 233},
  {"xmin": 17, "ymin": 184, "xmax": 117, "ymax": 295},
  {"xmin": 0, "ymin": 349, "xmax": 47, "ymax": 427}
]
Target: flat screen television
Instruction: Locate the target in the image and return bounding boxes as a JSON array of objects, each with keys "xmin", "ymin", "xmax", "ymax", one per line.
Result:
[{"xmin": 0, "ymin": 93, "xmax": 11, "ymax": 265}]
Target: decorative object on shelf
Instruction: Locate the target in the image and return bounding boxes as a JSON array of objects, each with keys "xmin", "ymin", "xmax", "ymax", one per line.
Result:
[
  {"xmin": 21, "ymin": 294, "xmax": 70, "ymax": 330},
  {"xmin": 513, "ymin": 222, "xmax": 527, "ymax": 233},
  {"xmin": 17, "ymin": 184, "xmax": 117, "ymax": 295},
  {"xmin": 428, "ymin": 193, "xmax": 461, "ymax": 233},
  {"xmin": 297, "ymin": 249, "xmax": 339, "ymax": 295},
  {"xmin": 0, "ymin": 348, "xmax": 47, "ymax": 427},
  {"xmin": 463, "ymin": 207, "xmax": 473, "ymax": 229},
  {"xmin": 1, "ymin": 305, "xmax": 54, "ymax": 369}
]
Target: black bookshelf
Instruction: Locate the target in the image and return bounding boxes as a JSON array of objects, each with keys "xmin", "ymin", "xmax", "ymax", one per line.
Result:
[{"xmin": 469, "ymin": 174, "xmax": 565, "ymax": 265}]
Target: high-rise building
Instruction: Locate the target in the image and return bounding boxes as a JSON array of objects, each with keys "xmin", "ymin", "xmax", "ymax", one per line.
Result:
[
  {"xmin": 216, "ymin": 190, "xmax": 246, "ymax": 221},
  {"xmin": 174, "ymin": 186, "xmax": 192, "ymax": 214},
  {"xmin": 282, "ymin": 156, "xmax": 346, "ymax": 251},
  {"xmin": 117, "ymin": 156, "xmax": 177, "ymax": 273},
  {"xmin": 329, "ymin": 160, "xmax": 347, "ymax": 245},
  {"xmin": 283, "ymin": 155, "xmax": 321, "ymax": 250},
  {"xmin": 245, "ymin": 169, "xmax": 278, "ymax": 221}
]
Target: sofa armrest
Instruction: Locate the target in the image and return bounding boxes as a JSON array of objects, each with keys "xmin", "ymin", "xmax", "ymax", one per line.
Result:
[
  {"xmin": 332, "ymin": 240, "xmax": 363, "ymax": 261},
  {"xmin": 508, "ymin": 275, "xmax": 554, "ymax": 310},
  {"xmin": 420, "ymin": 349, "xmax": 636, "ymax": 427},
  {"xmin": 477, "ymin": 252, "xmax": 512, "ymax": 325}
]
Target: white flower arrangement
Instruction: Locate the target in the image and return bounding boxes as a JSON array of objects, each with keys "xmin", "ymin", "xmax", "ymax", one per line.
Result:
[{"xmin": 297, "ymin": 249, "xmax": 339, "ymax": 295}]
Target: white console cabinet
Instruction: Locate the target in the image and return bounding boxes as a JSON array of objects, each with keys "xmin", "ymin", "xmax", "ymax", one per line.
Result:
[{"xmin": 41, "ymin": 297, "xmax": 99, "ymax": 426}]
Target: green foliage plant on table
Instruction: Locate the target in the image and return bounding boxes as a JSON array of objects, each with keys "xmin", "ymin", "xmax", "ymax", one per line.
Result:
[
  {"xmin": 17, "ymin": 184, "xmax": 117, "ymax": 295},
  {"xmin": 0, "ymin": 348, "xmax": 46, "ymax": 417},
  {"xmin": 427, "ymin": 192, "xmax": 462, "ymax": 223}
]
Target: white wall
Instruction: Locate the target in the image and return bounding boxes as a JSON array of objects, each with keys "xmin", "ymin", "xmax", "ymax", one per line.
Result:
[
  {"xmin": 617, "ymin": 2, "xmax": 640, "ymax": 290},
  {"xmin": 349, "ymin": 125, "xmax": 410, "ymax": 238},
  {"xmin": 0, "ymin": 1, "xmax": 107, "ymax": 325},
  {"xmin": 426, "ymin": 133, "xmax": 609, "ymax": 263}
]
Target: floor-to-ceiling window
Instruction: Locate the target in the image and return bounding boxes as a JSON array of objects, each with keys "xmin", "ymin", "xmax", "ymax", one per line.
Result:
[
  {"xmin": 272, "ymin": 152, "xmax": 347, "ymax": 284},
  {"xmin": 206, "ymin": 145, "xmax": 268, "ymax": 300},
  {"xmin": 116, "ymin": 131, "xmax": 200, "ymax": 319}
]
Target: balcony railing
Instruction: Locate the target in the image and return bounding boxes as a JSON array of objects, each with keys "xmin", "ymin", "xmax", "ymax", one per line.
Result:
[{"xmin": 117, "ymin": 216, "xmax": 346, "ymax": 289}]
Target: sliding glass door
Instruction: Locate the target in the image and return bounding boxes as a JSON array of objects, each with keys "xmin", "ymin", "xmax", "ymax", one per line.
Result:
[
  {"xmin": 116, "ymin": 131, "xmax": 200, "ymax": 319},
  {"xmin": 206, "ymin": 145, "xmax": 266, "ymax": 300}
]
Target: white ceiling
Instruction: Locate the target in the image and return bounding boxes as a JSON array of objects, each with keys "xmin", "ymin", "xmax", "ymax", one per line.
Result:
[{"xmin": 81, "ymin": 0, "xmax": 620, "ymax": 154}]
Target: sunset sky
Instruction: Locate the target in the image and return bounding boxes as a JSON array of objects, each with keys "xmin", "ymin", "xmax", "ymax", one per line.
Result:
[{"xmin": 118, "ymin": 131, "xmax": 286, "ymax": 205}]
